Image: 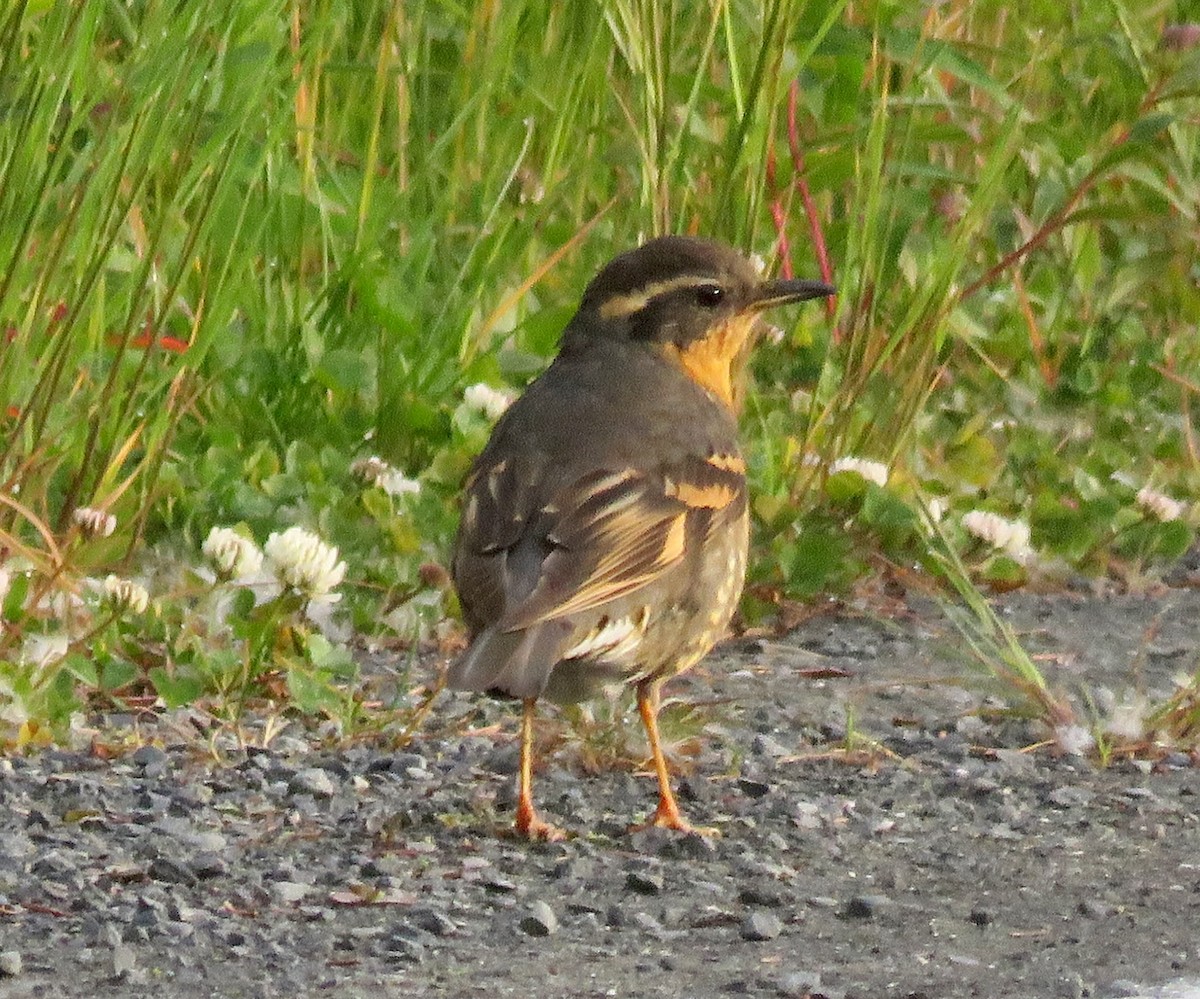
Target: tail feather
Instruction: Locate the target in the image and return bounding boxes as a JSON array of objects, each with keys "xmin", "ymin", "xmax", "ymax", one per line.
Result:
[{"xmin": 448, "ymin": 621, "xmax": 572, "ymax": 699}]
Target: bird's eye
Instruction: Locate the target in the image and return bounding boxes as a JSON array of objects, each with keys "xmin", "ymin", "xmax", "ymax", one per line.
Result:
[{"xmin": 695, "ymin": 284, "xmax": 725, "ymax": 308}]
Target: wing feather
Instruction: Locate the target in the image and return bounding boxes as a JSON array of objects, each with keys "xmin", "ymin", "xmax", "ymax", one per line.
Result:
[{"xmin": 454, "ymin": 449, "xmax": 746, "ymax": 638}]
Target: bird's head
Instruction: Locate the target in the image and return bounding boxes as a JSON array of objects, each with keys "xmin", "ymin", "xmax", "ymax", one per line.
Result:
[{"xmin": 566, "ymin": 235, "xmax": 834, "ymax": 411}]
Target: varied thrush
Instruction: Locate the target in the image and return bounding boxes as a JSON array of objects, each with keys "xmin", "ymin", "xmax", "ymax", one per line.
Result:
[{"xmin": 449, "ymin": 235, "xmax": 834, "ymax": 839}]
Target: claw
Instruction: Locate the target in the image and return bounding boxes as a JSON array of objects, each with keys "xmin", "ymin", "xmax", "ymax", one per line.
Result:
[
  {"xmin": 630, "ymin": 803, "xmax": 720, "ymax": 838},
  {"xmin": 515, "ymin": 806, "xmax": 569, "ymax": 842}
]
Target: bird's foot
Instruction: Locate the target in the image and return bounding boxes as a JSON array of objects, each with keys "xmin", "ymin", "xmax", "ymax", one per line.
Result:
[
  {"xmin": 630, "ymin": 803, "xmax": 721, "ymax": 838},
  {"xmin": 514, "ymin": 802, "xmax": 568, "ymax": 842}
]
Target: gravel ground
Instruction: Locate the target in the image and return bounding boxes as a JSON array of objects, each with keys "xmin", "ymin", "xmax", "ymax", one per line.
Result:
[{"xmin": 1, "ymin": 588, "xmax": 1199, "ymax": 999}]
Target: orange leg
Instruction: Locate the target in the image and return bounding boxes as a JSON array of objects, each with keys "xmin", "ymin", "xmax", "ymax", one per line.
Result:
[
  {"xmin": 632, "ymin": 682, "xmax": 719, "ymax": 836},
  {"xmin": 514, "ymin": 697, "xmax": 567, "ymax": 841}
]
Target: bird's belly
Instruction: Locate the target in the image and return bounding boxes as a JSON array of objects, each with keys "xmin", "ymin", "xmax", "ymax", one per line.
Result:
[{"xmin": 542, "ymin": 516, "xmax": 749, "ymax": 703}]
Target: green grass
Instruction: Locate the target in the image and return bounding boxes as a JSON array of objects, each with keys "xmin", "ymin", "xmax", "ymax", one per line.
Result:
[{"xmin": 0, "ymin": 0, "xmax": 1197, "ymax": 756}]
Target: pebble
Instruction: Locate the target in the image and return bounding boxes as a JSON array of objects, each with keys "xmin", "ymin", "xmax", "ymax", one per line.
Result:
[
  {"xmin": 149, "ymin": 856, "xmax": 199, "ymax": 886},
  {"xmin": 1048, "ymin": 786, "xmax": 1094, "ymax": 808},
  {"xmin": 740, "ymin": 910, "xmax": 783, "ymax": 941},
  {"xmin": 411, "ymin": 908, "xmax": 457, "ymax": 937},
  {"xmin": 0, "ymin": 951, "xmax": 21, "ymax": 976},
  {"xmin": 990, "ymin": 748, "xmax": 1037, "ymax": 775},
  {"xmin": 843, "ymin": 894, "xmax": 892, "ymax": 919},
  {"xmin": 737, "ymin": 775, "xmax": 771, "ymax": 799},
  {"xmin": 739, "ymin": 882, "xmax": 786, "ymax": 908},
  {"xmin": 112, "ymin": 942, "xmax": 137, "ymax": 977},
  {"xmin": 132, "ymin": 895, "xmax": 166, "ymax": 928},
  {"xmin": 131, "ymin": 744, "xmax": 169, "ymax": 773},
  {"xmin": 384, "ymin": 935, "xmax": 425, "ymax": 963},
  {"xmin": 519, "ymin": 901, "xmax": 559, "ymax": 937},
  {"xmin": 288, "ymin": 767, "xmax": 336, "ymax": 799},
  {"xmin": 776, "ymin": 969, "xmax": 822, "ymax": 997},
  {"xmin": 969, "ymin": 907, "xmax": 993, "ymax": 927},
  {"xmin": 273, "ymin": 880, "xmax": 311, "ymax": 903},
  {"xmin": 625, "ymin": 868, "xmax": 664, "ymax": 895},
  {"xmin": 948, "ymin": 953, "xmax": 982, "ymax": 966},
  {"xmin": 752, "ymin": 734, "xmax": 791, "ymax": 758},
  {"xmin": 1077, "ymin": 898, "xmax": 1116, "ymax": 919}
]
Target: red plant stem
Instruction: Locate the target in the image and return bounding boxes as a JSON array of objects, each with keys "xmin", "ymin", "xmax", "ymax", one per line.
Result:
[
  {"xmin": 786, "ymin": 81, "xmax": 837, "ymax": 327},
  {"xmin": 765, "ymin": 149, "xmax": 794, "ymax": 279},
  {"xmin": 958, "ymin": 83, "xmax": 1164, "ymax": 306}
]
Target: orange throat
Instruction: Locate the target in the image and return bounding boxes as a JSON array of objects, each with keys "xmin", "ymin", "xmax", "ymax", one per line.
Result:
[{"xmin": 665, "ymin": 315, "xmax": 759, "ymax": 412}]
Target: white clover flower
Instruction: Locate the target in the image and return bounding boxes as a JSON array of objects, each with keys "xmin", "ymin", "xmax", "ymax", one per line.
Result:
[
  {"xmin": 264, "ymin": 526, "xmax": 346, "ymax": 601},
  {"xmin": 761, "ymin": 322, "xmax": 787, "ymax": 345},
  {"xmin": 203, "ymin": 527, "xmax": 264, "ymax": 581},
  {"xmin": 829, "ymin": 456, "xmax": 889, "ymax": 487},
  {"xmin": 103, "ymin": 574, "xmax": 149, "ymax": 615},
  {"xmin": 962, "ymin": 510, "xmax": 1033, "ymax": 562},
  {"xmin": 1135, "ymin": 486, "xmax": 1185, "ymax": 523},
  {"xmin": 463, "ymin": 382, "xmax": 515, "ymax": 421},
  {"xmin": 72, "ymin": 506, "xmax": 116, "ymax": 538},
  {"xmin": 351, "ymin": 456, "xmax": 420, "ymax": 499},
  {"xmin": 378, "ymin": 469, "xmax": 420, "ymax": 499},
  {"xmin": 1055, "ymin": 723, "xmax": 1095, "ymax": 758},
  {"xmin": 925, "ymin": 497, "xmax": 947, "ymax": 523},
  {"xmin": 21, "ymin": 633, "xmax": 69, "ymax": 668}
]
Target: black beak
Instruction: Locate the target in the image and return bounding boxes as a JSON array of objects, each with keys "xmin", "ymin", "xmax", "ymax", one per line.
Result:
[{"xmin": 750, "ymin": 277, "xmax": 836, "ymax": 311}]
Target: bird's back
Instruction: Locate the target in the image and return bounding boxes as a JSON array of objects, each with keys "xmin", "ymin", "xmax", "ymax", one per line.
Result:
[{"xmin": 450, "ymin": 336, "xmax": 748, "ymax": 701}]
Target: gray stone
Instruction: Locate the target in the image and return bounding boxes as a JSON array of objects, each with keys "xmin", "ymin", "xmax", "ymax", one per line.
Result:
[
  {"xmin": 112, "ymin": 942, "xmax": 137, "ymax": 977},
  {"xmin": 751, "ymin": 734, "xmax": 791, "ymax": 758},
  {"xmin": 482, "ymin": 875, "xmax": 518, "ymax": 894},
  {"xmin": 625, "ymin": 869, "xmax": 664, "ymax": 895},
  {"xmin": 632, "ymin": 911, "xmax": 666, "ymax": 936},
  {"xmin": 740, "ymin": 910, "xmax": 783, "ymax": 941},
  {"xmin": 1048, "ymin": 786, "xmax": 1094, "ymax": 808},
  {"xmin": 132, "ymin": 895, "xmax": 166, "ymax": 929},
  {"xmin": 131, "ymin": 745, "xmax": 169, "ymax": 772},
  {"xmin": 968, "ymin": 907, "xmax": 993, "ymax": 927},
  {"xmin": 777, "ymin": 969, "xmax": 822, "ymax": 997},
  {"xmin": 411, "ymin": 908, "xmax": 456, "ymax": 937},
  {"xmin": 1077, "ymin": 898, "xmax": 1115, "ymax": 919},
  {"xmin": 739, "ymin": 882, "xmax": 785, "ymax": 908},
  {"xmin": 520, "ymin": 900, "xmax": 558, "ymax": 937},
  {"xmin": 273, "ymin": 881, "xmax": 310, "ymax": 903},
  {"xmin": 288, "ymin": 768, "xmax": 336, "ymax": 799},
  {"xmin": 844, "ymin": 894, "xmax": 892, "ymax": 919},
  {"xmin": 384, "ymin": 935, "xmax": 424, "ymax": 963},
  {"xmin": 149, "ymin": 856, "xmax": 198, "ymax": 886},
  {"xmin": 0, "ymin": 951, "xmax": 21, "ymax": 976},
  {"xmin": 990, "ymin": 748, "xmax": 1036, "ymax": 775}
]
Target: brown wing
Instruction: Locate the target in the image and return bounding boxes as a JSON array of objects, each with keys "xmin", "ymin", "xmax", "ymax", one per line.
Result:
[{"xmin": 454, "ymin": 449, "xmax": 746, "ymax": 636}]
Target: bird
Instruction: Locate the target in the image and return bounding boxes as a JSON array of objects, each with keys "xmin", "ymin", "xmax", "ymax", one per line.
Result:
[{"xmin": 449, "ymin": 235, "xmax": 834, "ymax": 840}]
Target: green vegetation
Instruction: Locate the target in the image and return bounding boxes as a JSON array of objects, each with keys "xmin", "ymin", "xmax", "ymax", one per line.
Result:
[{"xmin": 0, "ymin": 1, "xmax": 1197, "ymax": 755}]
